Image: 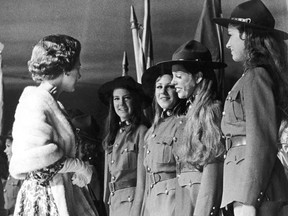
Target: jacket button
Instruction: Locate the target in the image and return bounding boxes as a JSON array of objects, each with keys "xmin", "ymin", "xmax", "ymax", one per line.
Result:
[
  {"xmin": 110, "ymin": 192, "xmax": 114, "ymax": 196},
  {"xmin": 222, "ymin": 111, "xmax": 225, "ymax": 116},
  {"xmin": 147, "ymin": 150, "xmax": 150, "ymax": 154},
  {"xmin": 111, "ymin": 160, "xmax": 114, "ymax": 164},
  {"xmin": 152, "ymin": 134, "xmax": 156, "ymax": 138},
  {"xmin": 165, "ymin": 189, "xmax": 168, "ymax": 195},
  {"xmin": 257, "ymin": 198, "xmax": 260, "ymax": 202},
  {"xmin": 128, "ymin": 196, "xmax": 132, "ymax": 202},
  {"xmin": 173, "ymin": 137, "xmax": 177, "ymax": 142},
  {"xmin": 147, "ymin": 167, "xmax": 151, "ymax": 172},
  {"xmin": 112, "ymin": 176, "xmax": 115, "ymax": 180}
]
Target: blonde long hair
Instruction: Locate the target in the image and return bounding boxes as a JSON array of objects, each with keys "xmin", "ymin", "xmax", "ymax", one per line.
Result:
[{"xmin": 177, "ymin": 79, "xmax": 225, "ymax": 168}]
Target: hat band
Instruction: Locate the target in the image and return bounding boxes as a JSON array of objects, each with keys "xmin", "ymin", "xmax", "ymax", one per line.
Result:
[{"xmin": 231, "ymin": 17, "xmax": 251, "ymax": 24}]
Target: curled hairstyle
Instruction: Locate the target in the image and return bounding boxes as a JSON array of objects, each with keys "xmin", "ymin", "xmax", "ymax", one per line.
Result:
[
  {"xmin": 176, "ymin": 70, "xmax": 225, "ymax": 168},
  {"xmin": 234, "ymin": 24, "xmax": 288, "ymax": 108},
  {"xmin": 103, "ymin": 88, "xmax": 143, "ymax": 150},
  {"xmin": 28, "ymin": 34, "xmax": 81, "ymax": 83}
]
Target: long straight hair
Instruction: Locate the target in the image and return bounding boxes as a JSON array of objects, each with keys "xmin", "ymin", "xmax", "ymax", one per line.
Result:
[{"xmin": 102, "ymin": 88, "xmax": 143, "ymax": 150}]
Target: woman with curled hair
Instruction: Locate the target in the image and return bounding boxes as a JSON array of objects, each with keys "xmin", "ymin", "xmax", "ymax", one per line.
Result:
[
  {"xmin": 169, "ymin": 40, "xmax": 226, "ymax": 216},
  {"xmin": 214, "ymin": 1, "xmax": 288, "ymax": 215},
  {"xmin": 10, "ymin": 34, "xmax": 99, "ymax": 216},
  {"xmin": 98, "ymin": 76, "xmax": 148, "ymax": 216}
]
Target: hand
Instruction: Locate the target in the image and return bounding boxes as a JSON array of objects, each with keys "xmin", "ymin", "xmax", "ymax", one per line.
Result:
[
  {"xmin": 71, "ymin": 173, "xmax": 88, "ymax": 187},
  {"xmin": 77, "ymin": 163, "xmax": 93, "ymax": 184},
  {"xmin": 233, "ymin": 202, "xmax": 256, "ymax": 216}
]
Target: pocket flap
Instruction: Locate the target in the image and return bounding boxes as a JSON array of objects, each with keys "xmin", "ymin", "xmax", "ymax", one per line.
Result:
[
  {"xmin": 177, "ymin": 171, "xmax": 202, "ymax": 187},
  {"xmin": 156, "ymin": 136, "xmax": 173, "ymax": 146},
  {"xmin": 117, "ymin": 187, "xmax": 135, "ymax": 203},
  {"xmin": 121, "ymin": 143, "xmax": 136, "ymax": 154},
  {"xmin": 225, "ymin": 146, "xmax": 245, "ymax": 165},
  {"xmin": 154, "ymin": 178, "xmax": 176, "ymax": 195}
]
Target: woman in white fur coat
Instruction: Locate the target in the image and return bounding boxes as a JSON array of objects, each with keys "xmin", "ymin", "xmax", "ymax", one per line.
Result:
[{"xmin": 9, "ymin": 34, "xmax": 99, "ymax": 216}]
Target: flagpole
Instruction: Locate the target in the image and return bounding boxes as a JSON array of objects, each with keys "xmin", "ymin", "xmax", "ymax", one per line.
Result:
[
  {"xmin": 130, "ymin": 5, "xmax": 144, "ymax": 83},
  {"xmin": 142, "ymin": 0, "xmax": 154, "ymax": 69},
  {"xmin": 0, "ymin": 43, "xmax": 4, "ymax": 138},
  {"xmin": 122, "ymin": 51, "xmax": 129, "ymax": 76}
]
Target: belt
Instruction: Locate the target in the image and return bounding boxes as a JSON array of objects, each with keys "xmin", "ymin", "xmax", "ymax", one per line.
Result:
[
  {"xmin": 149, "ymin": 172, "xmax": 176, "ymax": 188},
  {"xmin": 225, "ymin": 134, "xmax": 246, "ymax": 150},
  {"xmin": 108, "ymin": 179, "xmax": 136, "ymax": 193}
]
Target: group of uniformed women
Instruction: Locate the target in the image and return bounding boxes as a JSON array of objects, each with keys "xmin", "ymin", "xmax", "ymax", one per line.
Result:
[
  {"xmin": 8, "ymin": 0, "xmax": 288, "ymax": 216},
  {"xmin": 99, "ymin": 1, "xmax": 288, "ymax": 216}
]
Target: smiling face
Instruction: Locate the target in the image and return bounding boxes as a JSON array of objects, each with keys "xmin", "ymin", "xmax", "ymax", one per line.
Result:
[
  {"xmin": 155, "ymin": 74, "xmax": 178, "ymax": 110},
  {"xmin": 113, "ymin": 88, "xmax": 133, "ymax": 121},
  {"xmin": 171, "ymin": 68, "xmax": 197, "ymax": 99},
  {"xmin": 226, "ymin": 25, "xmax": 246, "ymax": 62}
]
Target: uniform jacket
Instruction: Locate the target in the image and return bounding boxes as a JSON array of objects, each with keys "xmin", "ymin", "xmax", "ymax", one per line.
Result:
[
  {"xmin": 142, "ymin": 114, "xmax": 179, "ymax": 216},
  {"xmin": 221, "ymin": 67, "xmax": 288, "ymax": 209},
  {"xmin": 144, "ymin": 114, "xmax": 178, "ymax": 175},
  {"xmin": 103, "ymin": 124, "xmax": 147, "ymax": 216},
  {"xmin": 174, "ymin": 103, "xmax": 223, "ymax": 216},
  {"xmin": 10, "ymin": 86, "xmax": 97, "ymax": 216}
]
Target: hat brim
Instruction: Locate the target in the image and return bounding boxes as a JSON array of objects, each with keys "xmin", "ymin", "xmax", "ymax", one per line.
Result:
[
  {"xmin": 98, "ymin": 77, "xmax": 151, "ymax": 107},
  {"xmin": 213, "ymin": 18, "xmax": 288, "ymax": 40},
  {"xmin": 142, "ymin": 60, "xmax": 226, "ymax": 97}
]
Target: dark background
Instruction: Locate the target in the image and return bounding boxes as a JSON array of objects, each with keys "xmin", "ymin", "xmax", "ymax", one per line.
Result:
[{"xmin": 0, "ymin": 0, "xmax": 287, "ymax": 137}]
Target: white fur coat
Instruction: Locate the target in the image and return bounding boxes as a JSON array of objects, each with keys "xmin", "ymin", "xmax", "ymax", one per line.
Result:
[{"xmin": 10, "ymin": 86, "xmax": 97, "ymax": 216}]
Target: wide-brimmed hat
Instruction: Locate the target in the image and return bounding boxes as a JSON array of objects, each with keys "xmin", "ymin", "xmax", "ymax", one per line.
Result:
[
  {"xmin": 68, "ymin": 109, "xmax": 100, "ymax": 143},
  {"xmin": 142, "ymin": 40, "xmax": 226, "ymax": 97},
  {"xmin": 98, "ymin": 75, "xmax": 151, "ymax": 107},
  {"xmin": 213, "ymin": 0, "xmax": 288, "ymax": 40}
]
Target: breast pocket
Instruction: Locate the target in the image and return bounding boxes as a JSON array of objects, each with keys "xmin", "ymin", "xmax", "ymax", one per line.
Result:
[
  {"xmin": 226, "ymin": 91, "xmax": 245, "ymax": 122},
  {"xmin": 225, "ymin": 146, "xmax": 246, "ymax": 166},
  {"xmin": 155, "ymin": 136, "xmax": 174, "ymax": 164},
  {"xmin": 120, "ymin": 143, "xmax": 137, "ymax": 170}
]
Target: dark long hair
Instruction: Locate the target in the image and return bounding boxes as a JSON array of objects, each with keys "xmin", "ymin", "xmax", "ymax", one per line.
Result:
[
  {"xmin": 234, "ymin": 24, "xmax": 288, "ymax": 108},
  {"xmin": 102, "ymin": 88, "xmax": 143, "ymax": 150}
]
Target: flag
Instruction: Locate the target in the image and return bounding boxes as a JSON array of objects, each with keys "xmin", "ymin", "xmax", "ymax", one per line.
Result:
[{"xmin": 194, "ymin": 0, "xmax": 225, "ymax": 100}]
